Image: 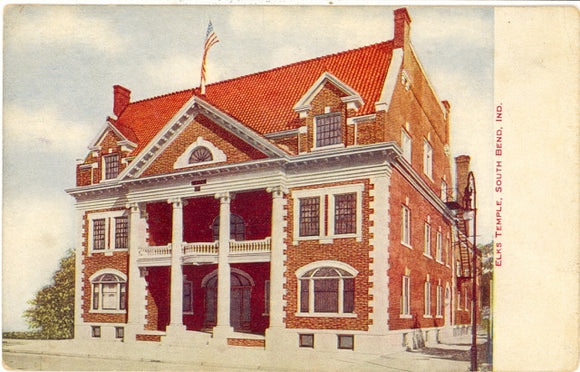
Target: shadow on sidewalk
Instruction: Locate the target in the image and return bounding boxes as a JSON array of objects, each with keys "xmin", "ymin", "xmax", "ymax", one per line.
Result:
[{"xmin": 413, "ymin": 341, "xmax": 489, "ymax": 363}]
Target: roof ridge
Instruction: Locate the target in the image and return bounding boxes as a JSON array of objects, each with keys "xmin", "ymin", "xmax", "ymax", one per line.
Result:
[
  {"xmin": 206, "ymin": 40, "xmax": 392, "ymax": 89},
  {"xmin": 125, "ymin": 40, "xmax": 392, "ymax": 106}
]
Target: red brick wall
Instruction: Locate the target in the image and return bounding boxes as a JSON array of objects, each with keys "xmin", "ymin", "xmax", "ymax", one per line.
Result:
[
  {"xmin": 271, "ymin": 136, "xmax": 298, "ymax": 155},
  {"xmin": 141, "ymin": 114, "xmax": 267, "ymax": 177},
  {"xmin": 387, "ymin": 170, "xmax": 453, "ymax": 330},
  {"xmin": 384, "ymin": 52, "xmax": 452, "ymax": 197},
  {"xmin": 284, "ymin": 180, "xmax": 373, "ymax": 331},
  {"xmin": 228, "ymin": 338, "xmax": 265, "ymax": 347},
  {"xmin": 144, "ymin": 266, "xmax": 170, "ymax": 331},
  {"xmin": 81, "ymin": 208, "xmax": 130, "ymax": 324},
  {"xmin": 76, "ymin": 130, "xmax": 131, "ymax": 186}
]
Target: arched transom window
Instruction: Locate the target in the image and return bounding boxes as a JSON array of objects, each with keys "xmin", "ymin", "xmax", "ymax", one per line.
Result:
[
  {"xmin": 298, "ymin": 265, "xmax": 356, "ymax": 314},
  {"xmin": 212, "ymin": 214, "xmax": 245, "ymax": 241},
  {"xmin": 91, "ymin": 272, "xmax": 126, "ymax": 312},
  {"xmin": 189, "ymin": 146, "xmax": 213, "ymax": 164}
]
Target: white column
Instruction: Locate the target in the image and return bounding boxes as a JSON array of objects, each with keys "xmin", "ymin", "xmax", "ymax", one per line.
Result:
[
  {"xmin": 213, "ymin": 192, "xmax": 233, "ymax": 339},
  {"xmin": 126, "ymin": 202, "xmax": 148, "ymax": 341},
  {"xmin": 167, "ymin": 198, "xmax": 186, "ymax": 335},
  {"xmin": 265, "ymin": 186, "xmax": 289, "ymax": 350}
]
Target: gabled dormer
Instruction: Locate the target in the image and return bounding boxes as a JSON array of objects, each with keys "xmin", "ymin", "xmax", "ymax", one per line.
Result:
[
  {"xmin": 76, "ymin": 120, "xmax": 137, "ymax": 186},
  {"xmin": 293, "ymin": 72, "xmax": 367, "ymax": 153}
]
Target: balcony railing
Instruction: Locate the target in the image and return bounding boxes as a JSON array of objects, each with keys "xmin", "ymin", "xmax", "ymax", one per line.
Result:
[
  {"xmin": 183, "ymin": 241, "xmax": 218, "ymax": 254},
  {"xmin": 230, "ymin": 237, "xmax": 271, "ymax": 253},
  {"xmin": 139, "ymin": 244, "xmax": 172, "ymax": 256},
  {"xmin": 138, "ymin": 238, "xmax": 271, "ymax": 265}
]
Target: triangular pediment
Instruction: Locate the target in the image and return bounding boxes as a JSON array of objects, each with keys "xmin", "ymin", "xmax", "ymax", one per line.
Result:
[
  {"xmin": 88, "ymin": 120, "xmax": 137, "ymax": 151},
  {"xmin": 119, "ymin": 96, "xmax": 288, "ymax": 179},
  {"xmin": 293, "ymin": 72, "xmax": 364, "ymax": 115}
]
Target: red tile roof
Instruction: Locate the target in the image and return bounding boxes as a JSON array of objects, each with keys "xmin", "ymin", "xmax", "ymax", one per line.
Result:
[{"xmin": 114, "ymin": 40, "xmax": 394, "ymax": 157}]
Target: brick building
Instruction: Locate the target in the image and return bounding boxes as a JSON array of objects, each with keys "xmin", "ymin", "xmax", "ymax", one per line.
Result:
[{"xmin": 67, "ymin": 8, "xmax": 479, "ymax": 352}]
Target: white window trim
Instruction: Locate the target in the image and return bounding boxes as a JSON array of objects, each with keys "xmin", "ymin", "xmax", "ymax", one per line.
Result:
[
  {"xmin": 423, "ymin": 223, "xmax": 432, "ymax": 258},
  {"xmin": 423, "ymin": 139, "xmax": 433, "ymax": 180},
  {"xmin": 295, "ymin": 260, "xmax": 358, "ymax": 317},
  {"xmin": 101, "ymin": 153, "xmax": 120, "ymax": 182},
  {"xmin": 89, "ymin": 269, "xmax": 127, "ymax": 314},
  {"xmin": 401, "ymin": 205, "xmax": 412, "ymax": 248},
  {"xmin": 292, "ymin": 184, "xmax": 364, "ymax": 244},
  {"xmin": 424, "ymin": 281, "xmax": 432, "ymax": 317},
  {"xmin": 401, "ymin": 128, "xmax": 412, "ymax": 163},
  {"xmin": 436, "ymin": 231, "xmax": 444, "ymax": 264},
  {"xmin": 312, "ymin": 113, "xmax": 344, "ymax": 150},
  {"xmin": 436, "ymin": 285, "xmax": 443, "ymax": 317},
  {"xmin": 173, "ymin": 137, "xmax": 227, "ymax": 169},
  {"xmin": 401, "ymin": 275, "xmax": 411, "ymax": 318},
  {"xmin": 87, "ymin": 210, "xmax": 129, "ymax": 256},
  {"xmin": 440, "ymin": 180, "xmax": 448, "ymax": 202}
]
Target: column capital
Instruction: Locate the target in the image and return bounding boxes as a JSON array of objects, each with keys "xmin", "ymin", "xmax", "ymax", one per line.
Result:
[
  {"xmin": 215, "ymin": 192, "xmax": 231, "ymax": 203},
  {"xmin": 126, "ymin": 202, "xmax": 140, "ymax": 213},
  {"xmin": 267, "ymin": 186, "xmax": 289, "ymax": 198},
  {"xmin": 168, "ymin": 198, "xmax": 184, "ymax": 208}
]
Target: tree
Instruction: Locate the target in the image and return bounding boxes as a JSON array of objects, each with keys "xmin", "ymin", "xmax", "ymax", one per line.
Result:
[{"xmin": 24, "ymin": 249, "xmax": 75, "ymax": 339}]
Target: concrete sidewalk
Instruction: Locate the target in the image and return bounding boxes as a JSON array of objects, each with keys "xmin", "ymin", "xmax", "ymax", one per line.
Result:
[{"xmin": 3, "ymin": 333, "xmax": 490, "ymax": 371}]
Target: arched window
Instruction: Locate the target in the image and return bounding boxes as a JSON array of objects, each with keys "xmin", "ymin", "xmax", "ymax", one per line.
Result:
[
  {"xmin": 297, "ymin": 265, "xmax": 356, "ymax": 314},
  {"xmin": 188, "ymin": 146, "xmax": 213, "ymax": 164},
  {"xmin": 212, "ymin": 214, "xmax": 245, "ymax": 241},
  {"xmin": 91, "ymin": 272, "xmax": 126, "ymax": 311}
]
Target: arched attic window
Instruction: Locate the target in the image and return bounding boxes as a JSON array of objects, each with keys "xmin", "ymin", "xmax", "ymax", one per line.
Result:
[
  {"xmin": 174, "ymin": 137, "xmax": 226, "ymax": 169},
  {"xmin": 189, "ymin": 146, "xmax": 213, "ymax": 164}
]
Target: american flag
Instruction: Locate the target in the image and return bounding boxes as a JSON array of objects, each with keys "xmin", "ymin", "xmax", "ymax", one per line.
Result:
[{"xmin": 200, "ymin": 21, "xmax": 219, "ymax": 94}]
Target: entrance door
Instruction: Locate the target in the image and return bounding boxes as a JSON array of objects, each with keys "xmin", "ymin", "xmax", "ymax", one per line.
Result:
[{"xmin": 203, "ymin": 269, "xmax": 253, "ymax": 331}]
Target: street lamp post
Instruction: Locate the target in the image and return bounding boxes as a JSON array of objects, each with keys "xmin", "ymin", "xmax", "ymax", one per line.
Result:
[{"xmin": 463, "ymin": 171, "xmax": 478, "ymax": 371}]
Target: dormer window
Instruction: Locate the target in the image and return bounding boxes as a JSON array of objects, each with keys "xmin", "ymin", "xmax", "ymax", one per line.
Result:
[
  {"xmin": 315, "ymin": 114, "xmax": 342, "ymax": 148},
  {"xmin": 189, "ymin": 146, "xmax": 213, "ymax": 164},
  {"xmin": 103, "ymin": 154, "xmax": 119, "ymax": 180}
]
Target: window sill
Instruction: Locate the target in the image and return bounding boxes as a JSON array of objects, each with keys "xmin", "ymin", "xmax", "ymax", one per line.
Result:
[
  {"xmin": 436, "ymin": 259, "xmax": 445, "ymax": 265},
  {"xmin": 423, "ymin": 253, "xmax": 433, "ymax": 259},
  {"xmin": 295, "ymin": 312, "xmax": 357, "ymax": 318},
  {"xmin": 311, "ymin": 143, "xmax": 345, "ymax": 152},
  {"xmin": 90, "ymin": 249, "xmax": 128, "ymax": 256},
  {"xmin": 295, "ymin": 234, "xmax": 362, "ymax": 245},
  {"xmin": 436, "ymin": 315, "xmax": 443, "ymax": 319},
  {"xmin": 423, "ymin": 315, "xmax": 433, "ymax": 318},
  {"xmin": 401, "ymin": 242, "xmax": 413, "ymax": 249},
  {"xmin": 89, "ymin": 310, "xmax": 127, "ymax": 314},
  {"xmin": 400, "ymin": 314, "xmax": 412, "ymax": 319}
]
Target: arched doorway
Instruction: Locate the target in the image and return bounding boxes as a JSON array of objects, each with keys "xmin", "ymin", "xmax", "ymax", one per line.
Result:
[{"xmin": 202, "ymin": 269, "xmax": 254, "ymax": 331}]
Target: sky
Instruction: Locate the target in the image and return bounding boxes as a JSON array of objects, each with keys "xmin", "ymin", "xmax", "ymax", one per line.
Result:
[{"xmin": 2, "ymin": 5, "xmax": 494, "ymax": 331}]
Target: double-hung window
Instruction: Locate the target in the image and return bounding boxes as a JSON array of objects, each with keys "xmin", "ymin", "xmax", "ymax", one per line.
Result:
[
  {"xmin": 93, "ymin": 219, "xmax": 106, "ymax": 250},
  {"xmin": 89, "ymin": 211, "xmax": 130, "ymax": 253},
  {"xmin": 315, "ymin": 114, "xmax": 342, "ymax": 148},
  {"xmin": 423, "ymin": 140, "xmax": 433, "ymax": 179},
  {"xmin": 401, "ymin": 205, "xmax": 411, "ymax": 246},
  {"xmin": 293, "ymin": 184, "xmax": 363, "ymax": 243},
  {"xmin": 424, "ymin": 223, "xmax": 432, "ymax": 257},
  {"xmin": 401, "ymin": 275, "xmax": 411, "ymax": 317},
  {"xmin": 103, "ymin": 154, "xmax": 120, "ymax": 180},
  {"xmin": 183, "ymin": 279, "xmax": 193, "ymax": 314},
  {"xmin": 401, "ymin": 128, "xmax": 412, "ymax": 163},
  {"xmin": 436, "ymin": 285, "xmax": 443, "ymax": 317},
  {"xmin": 299, "ymin": 197, "xmax": 320, "ymax": 237},
  {"xmin": 436, "ymin": 231, "xmax": 443, "ymax": 263},
  {"xmin": 424, "ymin": 281, "xmax": 432, "ymax": 316}
]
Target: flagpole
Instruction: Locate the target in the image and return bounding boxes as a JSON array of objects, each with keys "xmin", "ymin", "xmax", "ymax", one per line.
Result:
[{"xmin": 200, "ymin": 21, "xmax": 219, "ymax": 95}]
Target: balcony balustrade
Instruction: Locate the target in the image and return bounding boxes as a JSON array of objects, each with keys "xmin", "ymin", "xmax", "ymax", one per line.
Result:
[{"xmin": 137, "ymin": 238, "xmax": 271, "ymax": 266}]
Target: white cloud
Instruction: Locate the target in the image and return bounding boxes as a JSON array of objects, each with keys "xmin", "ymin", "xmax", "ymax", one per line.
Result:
[
  {"xmin": 5, "ymin": 6, "xmax": 125, "ymax": 54},
  {"xmin": 139, "ymin": 54, "xmax": 202, "ymax": 96},
  {"xmin": 4, "ymin": 104, "xmax": 94, "ymax": 156}
]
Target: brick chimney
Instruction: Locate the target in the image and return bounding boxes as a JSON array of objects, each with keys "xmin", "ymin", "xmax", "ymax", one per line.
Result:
[
  {"xmin": 455, "ymin": 155, "xmax": 471, "ymax": 204},
  {"xmin": 442, "ymin": 100, "xmax": 451, "ymax": 144},
  {"xmin": 113, "ymin": 85, "xmax": 131, "ymax": 117},
  {"xmin": 394, "ymin": 8, "xmax": 412, "ymax": 49}
]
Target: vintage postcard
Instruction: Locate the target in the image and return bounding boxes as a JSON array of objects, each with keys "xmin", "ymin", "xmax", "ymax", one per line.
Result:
[{"xmin": 2, "ymin": 3, "xmax": 578, "ymax": 372}]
